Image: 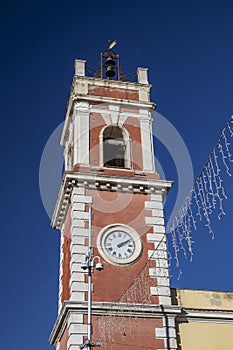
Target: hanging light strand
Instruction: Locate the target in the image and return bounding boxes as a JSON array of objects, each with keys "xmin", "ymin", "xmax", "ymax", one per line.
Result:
[
  {"xmin": 97, "ymin": 116, "xmax": 233, "ymax": 345},
  {"xmin": 167, "ymin": 115, "xmax": 233, "ymax": 277}
]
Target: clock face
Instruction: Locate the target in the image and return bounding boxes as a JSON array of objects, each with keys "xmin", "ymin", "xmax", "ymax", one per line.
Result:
[
  {"xmin": 105, "ymin": 230, "xmax": 135, "ymax": 260},
  {"xmin": 97, "ymin": 224, "xmax": 142, "ymax": 265}
]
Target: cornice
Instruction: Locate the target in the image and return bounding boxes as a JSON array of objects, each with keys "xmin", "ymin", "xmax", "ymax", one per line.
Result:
[
  {"xmin": 51, "ymin": 171, "xmax": 173, "ymax": 230},
  {"xmin": 49, "ymin": 300, "xmax": 182, "ymax": 345},
  {"xmin": 61, "ymin": 75, "xmax": 156, "ymax": 146},
  {"xmin": 49, "ymin": 300, "xmax": 233, "ymax": 345},
  {"xmin": 178, "ymin": 308, "xmax": 233, "ymax": 323},
  {"xmin": 73, "ymin": 75, "xmax": 153, "ymax": 90}
]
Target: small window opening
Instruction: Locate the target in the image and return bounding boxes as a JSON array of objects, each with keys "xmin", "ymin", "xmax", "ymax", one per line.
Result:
[{"xmin": 103, "ymin": 126, "xmax": 126, "ymax": 168}]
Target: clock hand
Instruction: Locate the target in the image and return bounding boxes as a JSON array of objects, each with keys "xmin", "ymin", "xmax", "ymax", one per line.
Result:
[{"xmin": 117, "ymin": 239, "xmax": 132, "ymax": 248}]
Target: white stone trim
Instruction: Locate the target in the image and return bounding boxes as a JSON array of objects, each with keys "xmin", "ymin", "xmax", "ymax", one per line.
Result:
[
  {"xmin": 137, "ymin": 67, "xmax": 149, "ymax": 85},
  {"xmin": 157, "ymin": 277, "xmax": 170, "ymax": 287},
  {"xmin": 71, "ymin": 227, "xmax": 89, "ymax": 237},
  {"xmin": 72, "ymin": 195, "xmax": 93, "ymax": 204},
  {"xmin": 155, "ymin": 314, "xmax": 178, "ymax": 350},
  {"xmin": 70, "ymin": 188, "xmax": 91, "ymax": 302},
  {"xmin": 68, "ymin": 313, "xmax": 86, "ymax": 350},
  {"xmin": 73, "ymin": 101, "xmax": 90, "ymax": 166},
  {"xmin": 146, "ymin": 192, "xmax": 171, "ymax": 310},
  {"xmin": 148, "ymin": 250, "xmax": 168, "ymax": 260},
  {"xmin": 150, "ymin": 287, "xmax": 171, "ymax": 297},
  {"xmin": 145, "ymin": 217, "xmax": 165, "ymax": 226},
  {"xmin": 74, "ymin": 60, "xmax": 86, "ymax": 77},
  {"xmin": 139, "ymin": 110, "xmax": 155, "ymax": 172},
  {"xmin": 147, "ymin": 233, "xmax": 164, "ymax": 242},
  {"xmin": 51, "ymin": 172, "xmax": 172, "ymax": 229},
  {"xmin": 58, "ymin": 230, "xmax": 64, "ymax": 313}
]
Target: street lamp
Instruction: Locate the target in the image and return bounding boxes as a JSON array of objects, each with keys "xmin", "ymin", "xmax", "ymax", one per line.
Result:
[{"xmin": 80, "ymin": 204, "xmax": 104, "ymax": 349}]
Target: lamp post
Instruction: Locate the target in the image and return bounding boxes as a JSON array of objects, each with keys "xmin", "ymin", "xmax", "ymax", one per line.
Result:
[{"xmin": 80, "ymin": 204, "xmax": 104, "ymax": 349}]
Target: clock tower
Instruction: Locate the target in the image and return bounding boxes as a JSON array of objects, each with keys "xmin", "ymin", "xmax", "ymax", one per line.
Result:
[{"xmin": 49, "ymin": 48, "xmax": 178, "ymax": 350}]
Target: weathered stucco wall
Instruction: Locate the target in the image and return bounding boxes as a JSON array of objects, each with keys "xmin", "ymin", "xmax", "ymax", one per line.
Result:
[
  {"xmin": 175, "ymin": 288, "xmax": 233, "ymax": 310},
  {"xmin": 173, "ymin": 289, "xmax": 233, "ymax": 350},
  {"xmin": 179, "ymin": 322, "xmax": 233, "ymax": 350}
]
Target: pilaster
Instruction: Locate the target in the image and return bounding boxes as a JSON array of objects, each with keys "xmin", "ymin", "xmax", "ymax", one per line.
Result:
[
  {"xmin": 139, "ymin": 109, "xmax": 155, "ymax": 172},
  {"xmin": 73, "ymin": 101, "xmax": 90, "ymax": 166}
]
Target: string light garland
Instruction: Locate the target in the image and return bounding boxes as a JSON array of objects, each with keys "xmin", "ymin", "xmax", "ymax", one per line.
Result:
[
  {"xmin": 97, "ymin": 115, "xmax": 233, "ymax": 347},
  {"xmin": 167, "ymin": 115, "xmax": 233, "ymax": 278}
]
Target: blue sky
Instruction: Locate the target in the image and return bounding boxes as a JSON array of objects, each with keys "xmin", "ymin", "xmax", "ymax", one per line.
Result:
[{"xmin": 1, "ymin": 1, "xmax": 233, "ymax": 349}]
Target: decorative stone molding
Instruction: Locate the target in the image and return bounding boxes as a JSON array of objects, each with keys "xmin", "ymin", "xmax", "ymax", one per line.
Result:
[
  {"xmin": 58, "ymin": 228, "xmax": 64, "ymax": 313},
  {"xmin": 69, "ymin": 187, "xmax": 90, "ymax": 302},
  {"xmin": 145, "ymin": 192, "xmax": 171, "ymax": 306},
  {"xmin": 49, "ymin": 300, "xmax": 182, "ymax": 346},
  {"xmin": 51, "ymin": 172, "xmax": 172, "ymax": 230}
]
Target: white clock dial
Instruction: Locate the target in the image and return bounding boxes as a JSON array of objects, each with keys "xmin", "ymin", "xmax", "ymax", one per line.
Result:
[
  {"xmin": 97, "ymin": 224, "xmax": 142, "ymax": 266},
  {"xmin": 105, "ymin": 230, "xmax": 135, "ymax": 259}
]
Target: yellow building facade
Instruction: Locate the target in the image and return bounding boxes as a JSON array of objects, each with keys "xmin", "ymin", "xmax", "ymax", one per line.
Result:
[{"xmin": 172, "ymin": 289, "xmax": 233, "ymax": 350}]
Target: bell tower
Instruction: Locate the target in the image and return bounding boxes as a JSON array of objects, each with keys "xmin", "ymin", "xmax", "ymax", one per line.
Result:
[{"xmin": 49, "ymin": 46, "xmax": 178, "ymax": 350}]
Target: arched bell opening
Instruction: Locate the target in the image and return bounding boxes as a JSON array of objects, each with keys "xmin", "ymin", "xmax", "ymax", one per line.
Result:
[{"xmin": 102, "ymin": 125, "xmax": 131, "ymax": 169}]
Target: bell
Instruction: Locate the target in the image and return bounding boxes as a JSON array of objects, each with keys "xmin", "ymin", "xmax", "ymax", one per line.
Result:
[
  {"xmin": 105, "ymin": 55, "xmax": 115, "ymax": 67},
  {"xmin": 105, "ymin": 55, "xmax": 116, "ymax": 78},
  {"xmin": 106, "ymin": 65, "xmax": 115, "ymax": 77}
]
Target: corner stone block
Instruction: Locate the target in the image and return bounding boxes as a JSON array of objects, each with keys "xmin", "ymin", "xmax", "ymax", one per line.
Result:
[
  {"xmin": 68, "ymin": 335, "xmax": 85, "ymax": 350},
  {"xmin": 71, "ymin": 245, "xmax": 88, "ymax": 255},
  {"xmin": 70, "ymin": 324, "xmax": 88, "ymax": 334},
  {"xmin": 71, "ymin": 271, "xmax": 85, "ymax": 282},
  {"xmin": 150, "ymin": 194, "xmax": 163, "ymax": 201},
  {"xmin": 68, "ymin": 313, "xmax": 84, "ymax": 325},
  {"xmin": 156, "ymin": 258, "xmax": 168, "ymax": 268},
  {"xmin": 145, "ymin": 201, "xmax": 163, "ymax": 210},
  {"xmin": 71, "ymin": 211, "xmax": 89, "ymax": 220},
  {"xmin": 157, "ymin": 277, "xmax": 170, "ymax": 287},
  {"xmin": 155, "ymin": 328, "xmax": 167, "ymax": 338},
  {"xmin": 145, "ymin": 217, "xmax": 165, "ymax": 226},
  {"xmin": 71, "ymin": 236, "xmax": 86, "ymax": 246},
  {"xmin": 70, "ymin": 291, "xmax": 85, "ymax": 302},
  {"xmin": 154, "ymin": 241, "xmax": 167, "ymax": 250},
  {"xmin": 158, "ymin": 296, "xmax": 172, "ymax": 305},
  {"xmin": 70, "ymin": 282, "xmax": 89, "ymax": 292},
  {"xmin": 152, "ymin": 225, "xmax": 165, "ymax": 233},
  {"xmin": 149, "ymin": 267, "xmax": 169, "ymax": 278},
  {"xmin": 71, "ymin": 227, "xmax": 89, "ymax": 237},
  {"xmin": 71, "ymin": 203, "xmax": 85, "ymax": 212},
  {"xmin": 148, "ymin": 250, "xmax": 168, "ymax": 260},
  {"xmin": 147, "ymin": 233, "xmax": 164, "ymax": 242},
  {"xmin": 72, "ymin": 247, "xmax": 88, "ymax": 257},
  {"xmin": 164, "ymin": 317, "xmax": 175, "ymax": 328},
  {"xmin": 72, "ymin": 219, "xmax": 86, "ymax": 228},
  {"xmin": 72, "ymin": 187, "xmax": 85, "ymax": 196},
  {"xmin": 70, "ymin": 262, "xmax": 84, "ymax": 273},
  {"xmin": 72, "ymin": 195, "xmax": 92, "ymax": 204}
]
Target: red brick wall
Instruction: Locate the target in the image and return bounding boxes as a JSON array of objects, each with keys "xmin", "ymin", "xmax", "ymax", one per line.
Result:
[
  {"xmin": 90, "ymin": 113, "xmax": 105, "ymax": 166},
  {"xmin": 59, "ymin": 328, "xmax": 68, "ymax": 350},
  {"xmin": 86, "ymin": 189, "xmax": 155, "ymax": 303},
  {"xmin": 89, "ymin": 86, "xmax": 139, "ymax": 101},
  {"xmin": 123, "ymin": 116, "xmax": 143, "ymax": 170},
  {"xmin": 92, "ymin": 315, "xmax": 164, "ymax": 350}
]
